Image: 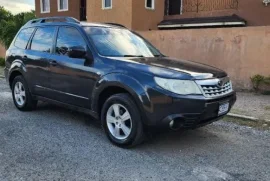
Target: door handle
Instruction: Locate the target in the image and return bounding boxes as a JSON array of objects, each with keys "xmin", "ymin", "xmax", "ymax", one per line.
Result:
[{"xmin": 50, "ymin": 61, "xmax": 58, "ymax": 66}]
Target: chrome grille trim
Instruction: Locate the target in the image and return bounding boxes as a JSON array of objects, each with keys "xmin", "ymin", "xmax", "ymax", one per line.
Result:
[{"xmin": 195, "ymin": 77, "xmax": 233, "ymax": 98}]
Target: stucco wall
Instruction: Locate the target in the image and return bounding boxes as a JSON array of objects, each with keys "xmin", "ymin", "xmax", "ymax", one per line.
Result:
[
  {"xmin": 138, "ymin": 26, "xmax": 270, "ymax": 90},
  {"xmin": 132, "ymin": 0, "xmax": 164, "ymax": 30},
  {"xmin": 35, "ymin": 0, "xmax": 80, "ymax": 20},
  {"xmin": 166, "ymin": 0, "xmax": 270, "ymax": 26},
  {"xmin": 87, "ymin": 0, "xmax": 163, "ymax": 30},
  {"xmin": 0, "ymin": 44, "xmax": 6, "ymax": 58},
  {"xmin": 87, "ymin": 0, "xmax": 133, "ymax": 28}
]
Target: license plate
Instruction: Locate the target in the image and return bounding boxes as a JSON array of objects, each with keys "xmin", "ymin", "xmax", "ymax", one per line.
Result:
[{"xmin": 218, "ymin": 102, "xmax": 229, "ymax": 115}]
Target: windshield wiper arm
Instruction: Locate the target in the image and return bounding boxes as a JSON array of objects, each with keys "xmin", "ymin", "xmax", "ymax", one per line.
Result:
[{"xmin": 123, "ymin": 55, "xmax": 144, "ymax": 57}]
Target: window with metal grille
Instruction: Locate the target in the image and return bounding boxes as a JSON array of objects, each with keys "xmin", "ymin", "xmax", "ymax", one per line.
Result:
[{"xmin": 165, "ymin": 0, "xmax": 182, "ymax": 15}]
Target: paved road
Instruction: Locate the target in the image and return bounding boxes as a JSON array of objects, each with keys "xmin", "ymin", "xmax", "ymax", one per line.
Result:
[{"xmin": 0, "ymin": 78, "xmax": 269, "ymax": 181}]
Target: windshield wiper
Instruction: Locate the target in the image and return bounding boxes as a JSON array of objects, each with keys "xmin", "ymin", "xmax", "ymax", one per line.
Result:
[{"xmin": 123, "ymin": 55, "xmax": 144, "ymax": 57}]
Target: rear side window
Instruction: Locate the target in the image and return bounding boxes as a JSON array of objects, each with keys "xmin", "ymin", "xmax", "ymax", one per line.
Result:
[
  {"xmin": 14, "ymin": 28, "xmax": 35, "ymax": 49},
  {"xmin": 30, "ymin": 27, "xmax": 55, "ymax": 53},
  {"xmin": 56, "ymin": 26, "xmax": 86, "ymax": 56}
]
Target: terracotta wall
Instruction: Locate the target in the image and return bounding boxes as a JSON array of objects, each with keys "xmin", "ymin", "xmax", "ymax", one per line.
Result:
[
  {"xmin": 132, "ymin": 0, "xmax": 164, "ymax": 30},
  {"xmin": 35, "ymin": 0, "xmax": 80, "ymax": 20},
  {"xmin": 87, "ymin": 0, "xmax": 133, "ymax": 28},
  {"xmin": 138, "ymin": 26, "xmax": 270, "ymax": 90},
  {"xmin": 0, "ymin": 44, "xmax": 6, "ymax": 58},
  {"xmin": 165, "ymin": 0, "xmax": 270, "ymax": 26}
]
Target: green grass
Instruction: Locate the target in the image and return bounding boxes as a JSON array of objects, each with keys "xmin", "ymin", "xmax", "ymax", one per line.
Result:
[
  {"xmin": 224, "ymin": 116, "xmax": 270, "ymax": 130},
  {"xmin": 0, "ymin": 57, "xmax": 5, "ymax": 67},
  {"xmin": 262, "ymin": 91, "xmax": 270, "ymax": 95},
  {"xmin": 265, "ymin": 106, "xmax": 270, "ymax": 111}
]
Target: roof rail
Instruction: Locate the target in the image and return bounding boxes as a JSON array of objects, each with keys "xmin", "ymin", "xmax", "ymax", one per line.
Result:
[
  {"xmin": 26, "ymin": 17, "xmax": 80, "ymax": 26},
  {"xmin": 104, "ymin": 23, "xmax": 127, "ymax": 28}
]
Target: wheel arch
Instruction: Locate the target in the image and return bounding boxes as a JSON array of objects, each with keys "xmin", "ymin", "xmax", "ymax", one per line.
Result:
[
  {"xmin": 92, "ymin": 73, "xmax": 151, "ymax": 123},
  {"xmin": 8, "ymin": 59, "xmax": 27, "ymax": 88}
]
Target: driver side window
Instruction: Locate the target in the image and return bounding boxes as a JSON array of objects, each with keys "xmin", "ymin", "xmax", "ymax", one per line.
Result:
[{"xmin": 56, "ymin": 26, "xmax": 86, "ymax": 56}]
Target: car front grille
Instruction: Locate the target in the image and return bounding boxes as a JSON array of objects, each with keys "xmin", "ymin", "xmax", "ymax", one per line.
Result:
[{"xmin": 195, "ymin": 77, "xmax": 233, "ymax": 98}]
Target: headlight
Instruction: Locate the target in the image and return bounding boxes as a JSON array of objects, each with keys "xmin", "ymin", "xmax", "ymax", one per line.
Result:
[{"xmin": 154, "ymin": 77, "xmax": 202, "ymax": 95}]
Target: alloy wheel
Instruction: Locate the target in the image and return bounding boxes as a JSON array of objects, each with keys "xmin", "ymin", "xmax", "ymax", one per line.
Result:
[
  {"xmin": 14, "ymin": 82, "xmax": 26, "ymax": 106},
  {"xmin": 106, "ymin": 104, "xmax": 132, "ymax": 140}
]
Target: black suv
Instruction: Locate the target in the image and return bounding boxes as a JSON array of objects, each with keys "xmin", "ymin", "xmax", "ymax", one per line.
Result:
[{"xmin": 4, "ymin": 17, "xmax": 236, "ymax": 147}]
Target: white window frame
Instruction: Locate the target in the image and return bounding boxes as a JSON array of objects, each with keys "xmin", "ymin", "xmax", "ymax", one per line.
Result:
[
  {"xmin": 40, "ymin": 0, "xmax": 50, "ymax": 13},
  {"xmin": 58, "ymin": 0, "xmax": 69, "ymax": 12},
  {"xmin": 145, "ymin": 0, "xmax": 155, "ymax": 10},
  {"xmin": 102, "ymin": 0, "xmax": 112, "ymax": 10}
]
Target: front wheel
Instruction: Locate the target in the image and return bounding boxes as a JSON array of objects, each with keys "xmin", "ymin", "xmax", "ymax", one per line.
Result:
[
  {"xmin": 12, "ymin": 76, "xmax": 37, "ymax": 111},
  {"xmin": 101, "ymin": 93, "xmax": 145, "ymax": 148}
]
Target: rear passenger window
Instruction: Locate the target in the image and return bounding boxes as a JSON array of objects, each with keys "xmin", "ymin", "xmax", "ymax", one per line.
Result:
[
  {"xmin": 14, "ymin": 28, "xmax": 35, "ymax": 49},
  {"xmin": 56, "ymin": 27, "xmax": 86, "ymax": 56},
  {"xmin": 30, "ymin": 27, "xmax": 55, "ymax": 53}
]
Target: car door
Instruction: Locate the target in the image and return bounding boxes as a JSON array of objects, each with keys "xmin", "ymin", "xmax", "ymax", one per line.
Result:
[
  {"xmin": 26, "ymin": 26, "xmax": 56, "ymax": 97},
  {"xmin": 48, "ymin": 26, "xmax": 96, "ymax": 108},
  {"xmin": 8, "ymin": 27, "xmax": 35, "ymax": 87}
]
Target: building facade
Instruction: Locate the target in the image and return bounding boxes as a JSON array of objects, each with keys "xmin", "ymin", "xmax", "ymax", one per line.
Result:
[
  {"xmin": 35, "ymin": 0, "xmax": 270, "ymax": 30},
  {"xmin": 35, "ymin": 0, "xmax": 87, "ymax": 21}
]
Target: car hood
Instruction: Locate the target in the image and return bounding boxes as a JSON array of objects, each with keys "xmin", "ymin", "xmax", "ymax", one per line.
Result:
[{"xmin": 113, "ymin": 56, "xmax": 227, "ymax": 80}]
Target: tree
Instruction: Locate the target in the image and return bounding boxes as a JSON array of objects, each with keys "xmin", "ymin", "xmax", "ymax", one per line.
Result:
[{"xmin": 0, "ymin": 7, "xmax": 35, "ymax": 49}]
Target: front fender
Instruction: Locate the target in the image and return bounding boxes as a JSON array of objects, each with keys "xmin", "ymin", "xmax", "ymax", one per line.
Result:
[{"xmin": 91, "ymin": 73, "xmax": 152, "ymax": 123}]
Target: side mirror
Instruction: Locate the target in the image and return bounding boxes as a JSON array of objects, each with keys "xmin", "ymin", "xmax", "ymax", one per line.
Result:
[{"xmin": 68, "ymin": 46, "xmax": 86, "ymax": 58}]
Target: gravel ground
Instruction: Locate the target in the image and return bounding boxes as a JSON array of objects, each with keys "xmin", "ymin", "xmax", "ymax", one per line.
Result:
[
  {"xmin": 0, "ymin": 66, "xmax": 4, "ymax": 77},
  {"xmin": 232, "ymin": 92, "xmax": 270, "ymax": 120},
  {"xmin": 0, "ymin": 78, "xmax": 270, "ymax": 181}
]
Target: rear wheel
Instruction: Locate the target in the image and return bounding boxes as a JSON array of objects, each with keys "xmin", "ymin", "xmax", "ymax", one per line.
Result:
[
  {"xmin": 12, "ymin": 76, "xmax": 37, "ymax": 111},
  {"xmin": 101, "ymin": 93, "xmax": 144, "ymax": 148}
]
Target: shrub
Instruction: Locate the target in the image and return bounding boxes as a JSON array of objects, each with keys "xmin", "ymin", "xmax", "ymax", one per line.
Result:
[
  {"xmin": 250, "ymin": 74, "xmax": 265, "ymax": 92},
  {"xmin": 250, "ymin": 74, "xmax": 270, "ymax": 93},
  {"xmin": 0, "ymin": 57, "xmax": 5, "ymax": 66},
  {"xmin": 264, "ymin": 76, "xmax": 270, "ymax": 85}
]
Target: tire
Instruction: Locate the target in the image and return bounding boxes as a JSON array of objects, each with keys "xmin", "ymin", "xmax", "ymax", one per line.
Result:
[
  {"xmin": 101, "ymin": 93, "xmax": 145, "ymax": 148},
  {"xmin": 11, "ymin": 75, "xmax": 38, "ymax": 111}
]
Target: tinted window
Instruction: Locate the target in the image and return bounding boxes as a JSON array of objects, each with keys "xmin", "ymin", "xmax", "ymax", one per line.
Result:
[
  {"xmin": 31, "ymin": 27, "xmax": 55, "ymax": 53},
  {"xmin": 14, "ymin": 28, "xmax": 35, "ymax": 49},
  {"xmin": 56, "ymin": 27, "xmax": 86, "ymax": 56}
]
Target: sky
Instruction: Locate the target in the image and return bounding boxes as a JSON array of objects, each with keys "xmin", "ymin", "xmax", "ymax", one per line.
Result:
[{"xmin": 2, "ymin": 0, "xmax": 35, "ymax": 14}]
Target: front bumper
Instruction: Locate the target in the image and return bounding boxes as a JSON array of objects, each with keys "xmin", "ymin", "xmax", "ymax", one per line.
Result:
[
  {"xmin": 141, "ymin": 86, "xmax": 236, "ymax": 129},
  {"xmin": 161, "ymin": 93, "xmax": 236, "ymax": 129}
]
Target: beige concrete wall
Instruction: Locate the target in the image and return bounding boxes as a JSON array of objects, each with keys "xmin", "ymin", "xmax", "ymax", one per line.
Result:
[
  {"xmin": 138, "ymin": 26, "xmax": 270, "ymax": 90},
  {"xmin": 87, "ymin": 0, "xmax": 133, "ymax": 28},
  {"xmin": 0, "ymin": 44, "xmax": 6, "ymax": 58},
  {"xmin": 132, "ymin": 0, "xmax": 164, "ymax": 30}
]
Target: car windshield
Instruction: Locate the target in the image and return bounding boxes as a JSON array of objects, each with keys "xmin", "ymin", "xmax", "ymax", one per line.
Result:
[{"xmin": 83, "ymin": 26, "xmax": 163, "ymax": 57}]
